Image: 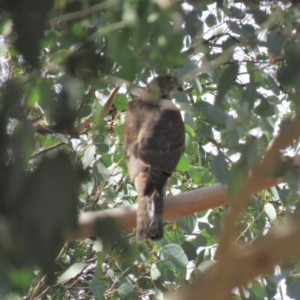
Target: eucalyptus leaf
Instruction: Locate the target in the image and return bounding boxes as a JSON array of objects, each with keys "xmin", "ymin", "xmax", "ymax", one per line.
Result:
[
  {"xmin": 57, "ymin": 263, "xmax": 88, "ymax": 284},
  {"xmin": 160, "ymin": 244, "xmax": 188, "ymax": 271},
  {"xmin": 211, "ymin": 151, "xmax": 230, "ymax": 184}
]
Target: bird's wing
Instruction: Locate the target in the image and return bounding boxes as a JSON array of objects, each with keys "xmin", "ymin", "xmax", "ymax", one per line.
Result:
[
  {"xmin": 137, "ymin": 99, "xmax": 185, "ymax": 174},
  {"xmin": 123, "ymin": 98, "xmax": 150, "ymax": 182}
]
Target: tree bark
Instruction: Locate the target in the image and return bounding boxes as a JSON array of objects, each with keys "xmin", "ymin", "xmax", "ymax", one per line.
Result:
[{"xmin": 67, "ymin": 177, "xmax": 276, "ymax": 240}]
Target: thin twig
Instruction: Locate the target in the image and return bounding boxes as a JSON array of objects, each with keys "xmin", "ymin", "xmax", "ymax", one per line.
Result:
[
  {"xmin": 29, "ymin": 142, "xmax": 65, "ymax": 160},
  {"xmin": 35, "ymin": 86, "xmax": 120, "ymax": 137},
  {"xmin": 74, "ymin": 86, "xmax": 120, "ymax": 134},
  {"xmin": 30, "ymin": 243, "xmax": 69, "ymax": 300},
  {"xmin": 50, "ymin": 1, "xmax": 118, "ymax": 26}
]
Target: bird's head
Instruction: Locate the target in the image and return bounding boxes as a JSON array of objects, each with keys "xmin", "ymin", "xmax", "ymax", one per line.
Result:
[{"xmin": 146, "ymin": 75, "xmax": 183, "ymax": 100}]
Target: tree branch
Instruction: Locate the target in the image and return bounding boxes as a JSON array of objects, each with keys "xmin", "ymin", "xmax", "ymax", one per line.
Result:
[
  {"xmin": 73, "ymin": 86, "xmax": 120, "ymax": 133},
  {"xmin": 66, "ymin": 177, "xmax": 276, "ymax": 241},
  {"xmin": 50, "ymin": 1, "xmax": 117, "ymax": 26},
  {"xmin": 178, "ymin": 113, "xmax": 300, "ymax": 300},
  {"xmin": 213, "ymin": 113, "xmax": 300, "ymax": 298},
  {"xmin": 167, "ymin": 217, "xmax": 300, "ymax": 300}
]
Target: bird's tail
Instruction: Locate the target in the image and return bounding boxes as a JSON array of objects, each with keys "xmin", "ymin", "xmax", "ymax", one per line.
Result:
[
  {"xmin": 137, "ymin": 191, "xmax": 163, "ymax": 241},
  {"xmin": 134, "ymin": 173, "xmax": 164, "ymax": 241}
]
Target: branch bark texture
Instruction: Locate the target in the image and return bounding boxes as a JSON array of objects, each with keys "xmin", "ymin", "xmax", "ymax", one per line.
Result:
[{"xmin": 67, "ymin": 177, "xmax": 276, "ymax": 240}]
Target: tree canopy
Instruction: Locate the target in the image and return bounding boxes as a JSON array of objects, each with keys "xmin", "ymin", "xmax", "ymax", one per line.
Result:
[{"xmin": 1, "ymin": 0, "xmax": 300, "ymax": 299}]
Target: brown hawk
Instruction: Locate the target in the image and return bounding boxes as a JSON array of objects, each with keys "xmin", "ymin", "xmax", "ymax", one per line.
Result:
[{"xmin": 124, "ymin": 75, "xmax": 185, "ymax": 241}]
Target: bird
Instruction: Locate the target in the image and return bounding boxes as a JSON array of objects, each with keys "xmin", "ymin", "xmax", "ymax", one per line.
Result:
[{"xmin": 124, "ymin": 75, "xmax": 185, "ymax": 241}]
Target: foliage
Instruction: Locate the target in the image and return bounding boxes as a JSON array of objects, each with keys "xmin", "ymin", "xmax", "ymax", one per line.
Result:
[{"xmin": 0, "ymin": 0, "xmax": 300, "ymax": 299}]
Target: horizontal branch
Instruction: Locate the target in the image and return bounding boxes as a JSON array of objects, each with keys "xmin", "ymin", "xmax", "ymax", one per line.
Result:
[{"xmin": 66, "ymin": 177, "xmax": 276, "ymax": 240}]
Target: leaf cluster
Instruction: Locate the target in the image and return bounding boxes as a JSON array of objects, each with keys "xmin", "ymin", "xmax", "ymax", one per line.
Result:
[{"xmin": 0, "ymin": 0, "xmax": 300, "ymax": 299}]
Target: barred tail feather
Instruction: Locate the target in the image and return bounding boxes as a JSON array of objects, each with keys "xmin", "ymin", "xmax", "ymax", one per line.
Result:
[
  {"xmin": 147, "ymin": 191, "xmax": 163, "ymax": 240},
  {"xmin": 134, "ymin": 172, "xmax": 165, "ymax": 241},
  {"xmin": 136, "ymin": 191, "xmax": 163, "ymax": 241}
]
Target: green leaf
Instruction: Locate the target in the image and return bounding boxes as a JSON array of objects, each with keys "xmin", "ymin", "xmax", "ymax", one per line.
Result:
[
  {"xmin": 156, "ymin": 261, "xmax": 176, "ymax": 282},
  {"xmin": 12, "ymin": 121, "xmax": 35, "ymax": 161},
  {"xmin": 277, "ymin": 41, "xmax": 300, "ymax": 86},
  {"xmin": 216, "ymin": 63, "xmax": 239, "ymax": 105},
  {"xmin": 101, "ymin": 153, "xmax": 113, "ymax": 167},
  {"xmin": 49, "ymin": 49, "xmax": 71, "ymax": 63},
  {"xmin": 267, "ymin": 31, "xmax": 282, "ymax": 55},
  {"xmin": 267, "ymin": 75, "xmax": 280, "ymax": 96},
  {"xmin": 200, "ymin": 228, "xmax": 218, "ymax": 246},
  {"xmin": 228, "ymin": 162, "xmax": 248, "ymax": 202},
  {"xmin": 206, "ymin": 14, "xmax": 217, "ymax": 27},
  {"xmin": 184, "ymin": 123, "xmax": 196, "ymax": 138},
  {"xmin": 113, "ymin": 145, "xmax": 125, "ymax": 164},
  {"xmin": 194, "ymin": 101, "xmax": 229, "ymax": 128},
  {"xmin": 245, "ymin": 136, "xmax": 258, "ymax": 171},
  {"xmin": 185, "ymin": 134, "xmax": 198, "ymax": 155},
  {"xmin": 251, "ymin": 8, "xmax": 268, "ymax": 25},
  {"xmin": 228, "ymin": 6, "xmax": 245, "ymax": 19},
  {"xmin": 115, "ymin": 124, "xmax": 125, "ymax": 140},
  {"xmin": 194, "ymin": 77, "xmax": 202, "ymax": 96},
  {"xmin": 71, "ymin": 22, "xmax": 85, "ymax": 37},
  {"xmin": 228, "ymin": 22, "xmax": 241, "ymax": 34},
  {"xmin": 251, "ymin": 280, "xmax": 267, "ymax": 299},
  {"xmin": 164, "ymin": 231, "xmax": 186, "ymax": 245},
  {"xmin": 240, "ymin": 24, "xmax": 255, "ymax": 38},
  {"xmin": 185, "ymin": 9, "xmax": 203, "ymax": 38},
  {"xmin": 160, "ymin": 244, "xmax": 188, "ymax": 270},
  {"xmin": 242, "ymin": 83, "xmax": 256, "ymax": 112},
  {"xmin": 181, "ymin": 241, "xmax": 197, "ymax": 261},
  {"xmin": 222, "ymin": 36, "xmax": 238, "ymax": 51},
  {"xmin": 57, "ymin": 262, "xmax": 88, "ymax": 284},
  {"xmin": 93, "ymin": 162, "xmax": 110, "ymax": 181},
  {"xmin": 9, "ymin": 268, "xmax": 32, "ymax": 289},
  {"xmin": 193, "ymin": 234, "xmax": 207, "ymax": 248},
  {"xmin": 117, "ymin": 282, "xmax": 139, "ymax": 300},
  {"xmin": 224, "ymin": 117, "xmax": 239, "ymax": 147},
  {"xmin": 211, "ymin": 151, "xmax": 230, "ymax": 184},
  {"xmin": 89, "ymin": 279, "xmax": 106, "ymax": 300},
  {"xmin": 114, "ymin": 94, "xmax": 129, "ymax": 111},
  {"xmin": 188, "ymin": 166, "xmax": 213, "ymax": 184},
  {"xmin": 175, "ymin": 90, "xmax": 190, "ymax": 103},
  {"xmin": 177, "ymin": 215, "xmax": 197, "ymax": 234},
  {"xmin": 253, "ymin": 99, "xmax": 276, "ymax": 117},
  {"xmin": 177, "ymin": 154, "xmax": 190, "ymax": 172},
  {"xmin": 94, "ymin": 262, "xmax": 103, "ymax": 278},
  {"xmin": 28, "ymin": 86, "xmax": 40, "ymax": 107},
  {"xmin": 94, "ymin": 133, "xmax": 109, "ymax": 154},
  {"xmin": 184, "ymin": 112, "xmax": 195, "ymax": 129},
  {"xmin": 42, "ymin": 29, "xmax": 60, "ymax": 48}
]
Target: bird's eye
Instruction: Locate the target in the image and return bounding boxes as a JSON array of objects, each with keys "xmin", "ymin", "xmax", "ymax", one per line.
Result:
[{"xmin": 169, "ymin": 77, "xmax": 176, "ymax": 83}]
